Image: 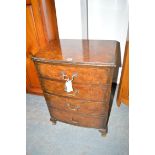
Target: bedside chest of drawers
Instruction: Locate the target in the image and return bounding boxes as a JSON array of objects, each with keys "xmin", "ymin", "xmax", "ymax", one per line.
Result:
[{"xmin": 32, "ymin": 39, "xmax": 120, "ymax": 136}]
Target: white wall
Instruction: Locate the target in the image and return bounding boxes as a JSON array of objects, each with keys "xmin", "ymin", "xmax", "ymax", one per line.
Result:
[
  {"xmin": 88, "ymin": 0, "xmax": 129, "ymax": 62},
  {"xmin": 55, "ymin": 0, "xmax": 129, "ymax": 83},
  {"xmin": 55, "ymin": 0, "xmax": 82, "ymax": 39}
]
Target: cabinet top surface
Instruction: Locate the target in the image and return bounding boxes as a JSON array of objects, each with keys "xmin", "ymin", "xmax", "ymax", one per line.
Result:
[{"xmin": 32, "ymin": 39, "xmax": 120, "ymax": 67}]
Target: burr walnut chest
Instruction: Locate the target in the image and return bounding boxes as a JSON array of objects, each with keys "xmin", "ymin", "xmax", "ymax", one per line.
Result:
[{"xmin": 32, "ymin": 39, "xmax": 120, "ymax": 136}]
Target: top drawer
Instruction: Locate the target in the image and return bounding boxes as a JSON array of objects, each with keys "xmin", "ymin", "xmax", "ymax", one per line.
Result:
[{"xmin": 35, "ymin": 63, "xmax": 113, "ymax": 85}]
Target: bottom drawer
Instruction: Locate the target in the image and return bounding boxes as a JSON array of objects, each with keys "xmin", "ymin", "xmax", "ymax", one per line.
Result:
[{"xmin": 48, "ymin": 107, "xmax": 107, "ymax": 129}]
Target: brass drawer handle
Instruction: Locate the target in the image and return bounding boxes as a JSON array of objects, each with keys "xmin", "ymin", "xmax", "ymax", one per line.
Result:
[
  {"xmin": 66, "ymin": 103, "xmax": 80, "ymax": 111},
  {"xmin": 61, "ymin": 71, "xmax": 68, "ymax": 80},
  {"xmin": 61, "ymin": 71, "xmax": 78, "ymax": 81},
  {"xmin": 71, "ymin": 72, "xmax": 78, "ymax": 80},
  {"xmin": 71, "ymin": 117, "xmax": 79, "ymax": 124}
]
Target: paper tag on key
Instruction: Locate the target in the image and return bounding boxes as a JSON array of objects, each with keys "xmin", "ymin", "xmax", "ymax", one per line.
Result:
[{"xmin": 65, "ymin": 80, "xmax": 73, "ymax": 93}]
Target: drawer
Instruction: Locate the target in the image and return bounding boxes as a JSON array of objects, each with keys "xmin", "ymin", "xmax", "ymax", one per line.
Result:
[
  {"xmin": 41, "ymin": 79, "xmax": 111, "ymax": 102},
  {"xmin": 36, "ymin": 63, "xmax": 113, "ymax": 85},
  {"xmin": 45, "ymin": 93, "xmax": 108, "ymax": 116},
  {"xmin": 48, "ymin": 108, "xmax": 106, "ymax": 129}
]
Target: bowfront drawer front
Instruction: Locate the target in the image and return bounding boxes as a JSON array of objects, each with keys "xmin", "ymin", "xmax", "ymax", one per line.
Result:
[
  {"xmin": 41, "ymin": 79, "xmax": 111, "ymax": 102},
  {"xmin": 45, "ymin": 93, "xmax": 108, "ymax": 116},
  {"xmin": 49, "ymin": 108, "xmax": 106, "ymax": 128},
  {"xmin": 36, "ymin": 63, "xmax": 113, "ymax": 85}
]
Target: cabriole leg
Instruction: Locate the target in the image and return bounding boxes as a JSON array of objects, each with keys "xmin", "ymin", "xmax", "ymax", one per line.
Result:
[
  {"xmin": 99, "ymin": 127, "xmax": 108, "ymax": 137},
  {"xmin": 50, "ymin": 117, "xmax": 57, "ymax": 125}
]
